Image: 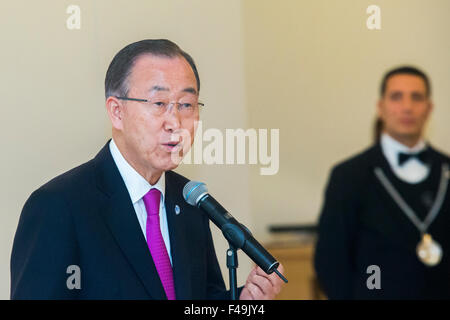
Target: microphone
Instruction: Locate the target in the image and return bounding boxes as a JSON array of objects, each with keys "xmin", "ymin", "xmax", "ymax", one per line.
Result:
[{"xmin": 183, "ymin": 180, "xmax": 287, "ymax": 283}]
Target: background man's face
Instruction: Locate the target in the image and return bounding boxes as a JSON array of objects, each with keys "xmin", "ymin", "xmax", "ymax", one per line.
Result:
[
  {"xmin": 117, "ymin": 54, "xmax": 199, "ymax": 175},
  {"xmin": 378, "ymin": 74, "xmax": 433, "ymax": 144}
]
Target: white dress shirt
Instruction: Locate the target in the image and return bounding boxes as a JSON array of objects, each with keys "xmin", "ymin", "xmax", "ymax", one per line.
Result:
[
  {"xmin": 109, "ymin": 139, "xmax": 172, "ymax": 264},
  {"xmin": 380, "ymin": 133, "xmax": 429, "ymax": 184}
]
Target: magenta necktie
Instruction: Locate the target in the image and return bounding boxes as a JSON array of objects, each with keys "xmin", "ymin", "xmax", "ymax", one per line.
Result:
[{"xmin": 143, "ymin": 188, "xmax": 176, "ymax": 300}]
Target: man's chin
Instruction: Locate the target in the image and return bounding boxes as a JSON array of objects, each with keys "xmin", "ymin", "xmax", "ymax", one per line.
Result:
[
  {"xmin": 160, "ymin": 158, "xmax": 182, "ymax": 172},
  {"xmin": 153, "ymin": 149, "xmax": 187, "ymax": 172},
  {"xmin": 388, "ymin": 130, "xmax": 423, "ymax": 145},
  {"xmin": 397, "ymin": 129, "xmax": 422, "ymax": 139}
]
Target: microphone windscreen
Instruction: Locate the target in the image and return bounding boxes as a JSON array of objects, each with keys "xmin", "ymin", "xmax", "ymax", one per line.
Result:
[{"xmin": 183, "ymin": 181, "xmax": 208, "ymax": 206}]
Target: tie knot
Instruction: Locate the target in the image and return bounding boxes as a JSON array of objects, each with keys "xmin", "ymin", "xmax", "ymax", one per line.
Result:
[{"xmin": 143, "ymin": 188, "xmax": 161, "ymax": 216}]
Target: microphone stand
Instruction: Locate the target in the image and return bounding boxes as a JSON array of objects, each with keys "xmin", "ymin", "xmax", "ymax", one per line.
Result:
[
  {"xmin": 226, "ymin": 243, "xmax": 239, "ymax": 300},
  {"xmin": 221, "ymin": 224, "xmax": 288, "ymax": 300}
]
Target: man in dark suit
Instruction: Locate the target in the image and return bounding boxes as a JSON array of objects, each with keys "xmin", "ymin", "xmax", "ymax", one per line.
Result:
[
  {"xmin": 314, "ymin": 66, "xmax": 450, "ymax": 299},
  {"xmin": 10, "ymin": 39, "xmax": 284, "ymax": 300}
]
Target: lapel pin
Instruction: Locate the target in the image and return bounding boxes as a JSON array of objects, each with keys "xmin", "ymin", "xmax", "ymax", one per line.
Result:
[{"xmin": 175, "ymin": 205, "xmax": 181, "ymax": 215}]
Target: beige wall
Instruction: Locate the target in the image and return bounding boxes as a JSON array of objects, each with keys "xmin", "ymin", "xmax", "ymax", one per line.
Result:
[{"xmin": 2, "ymin": 0, "xmax": 450, "ymax": 299}]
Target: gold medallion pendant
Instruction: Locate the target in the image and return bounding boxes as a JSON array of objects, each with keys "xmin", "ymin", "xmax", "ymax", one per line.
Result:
[
  {"xmin": 416, "ymin": 234, "xmax": 442, "ymax": 266},
  {"xmin": 375, "ymin": 163, "xmax": 449, "ymax": 268}
]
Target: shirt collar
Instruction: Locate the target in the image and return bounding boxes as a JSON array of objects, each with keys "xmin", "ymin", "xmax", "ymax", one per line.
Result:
[
  {"xmin": 380, "ymin": 133, "xmax": 427, "ymax": 167},
  {"xmin": 109, "ymin": 139, "xmax": 165, "ymax": 204}
]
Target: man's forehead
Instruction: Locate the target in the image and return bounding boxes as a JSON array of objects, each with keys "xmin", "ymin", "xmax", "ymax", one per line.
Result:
[
  {"xmin": 130, "ymin": 54, "xmax": 198, "ymax": 93},
  {"xmin": 386, "ymin": 74, "xmax": 427, "ymax": 92}
]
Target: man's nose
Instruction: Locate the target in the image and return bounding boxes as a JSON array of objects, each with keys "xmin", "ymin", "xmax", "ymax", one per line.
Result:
[
  {"xmin": 164, "ymin": 104, "xmax": 182, "ymax": 132},
  {"xmin": 401, "ymin": 96, "xmax": 414, "ymax": 112}
]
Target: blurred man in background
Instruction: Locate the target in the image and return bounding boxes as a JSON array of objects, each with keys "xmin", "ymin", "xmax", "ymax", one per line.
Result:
[{"xmin": 315, "ymin": 66, "xmax": 450, "ymax": 299}]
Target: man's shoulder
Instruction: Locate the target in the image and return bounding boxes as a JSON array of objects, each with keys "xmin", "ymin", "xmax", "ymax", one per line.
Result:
[
  {"xmin": 19, "ymin": 157, "xmax": 98, "ymax": 227},
  {"xmin": 320, "ymin": 145, "xmax": 380, "ymax": 197},
  {"xmin": 32, "ymin": 142, "xmax": 112, "ymax": 200},
  {"xmin": 23, "ymin": 154, "xmax": 103, "ymax": 218},
  {"xmin": 428, "ymin": 144, "xmax": 450, "ymax": 163},
  {"xmin": 36, "ymin": 158, "xmax": 96, "ymax": 197},
  {"xmin": 330, "ymin": 144, "xmax": 379, "ymax": 177},
  {"xmin": 165, "ymin": 170, "xmax": 192, "ymax": 188}
]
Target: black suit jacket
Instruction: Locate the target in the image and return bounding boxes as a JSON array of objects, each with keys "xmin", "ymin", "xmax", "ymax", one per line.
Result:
[
  {"xmin": 314, "ymin": 143, "xmax": 450, "ymax": 299},
  {"xmin": 11, "ymin": 141, "xmax": 233, "ymax": 299}
]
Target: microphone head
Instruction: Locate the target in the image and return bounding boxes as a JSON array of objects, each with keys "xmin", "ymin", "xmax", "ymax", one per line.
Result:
[{"xmin": 183, "ymin": 181, "xmax": 209, "ymax": 206}]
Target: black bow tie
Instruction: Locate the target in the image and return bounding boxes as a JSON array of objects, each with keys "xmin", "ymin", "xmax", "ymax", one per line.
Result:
[{"xmin": 398, "ymin": 150, "xmax": 430, "ymax": 166}]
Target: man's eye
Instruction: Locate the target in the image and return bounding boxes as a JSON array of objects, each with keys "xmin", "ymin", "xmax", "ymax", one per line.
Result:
[
  {"xmin": 390, "ymin": 92, "xmax": 402, "ymax": 100},
  {"xmin": 180, "ymin": 103, "xmax": 193, "ymax": 109},
  {"xmin": 153, "ymin": 102, "xmax": 166, "ymax": 108},
  {"xmin": 412, "ymin": 93, "xmax": 425, "ymax": 102}
]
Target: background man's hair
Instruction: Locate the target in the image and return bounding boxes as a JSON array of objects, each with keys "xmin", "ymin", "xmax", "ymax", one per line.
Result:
[
  {"xmin": 373, "ymin": 117, "xmax": 383, "ymax": 144},
  {"xmin": 104, "ymin": 39, "xmax": 200, "ymax": 99},
  {"xmin": 380, "ymin": 65, "xmax": 431, "ymax": 97}
]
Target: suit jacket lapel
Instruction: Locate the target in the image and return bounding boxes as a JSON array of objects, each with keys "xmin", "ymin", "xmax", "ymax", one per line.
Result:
[
  {"xmin": 356, "ymin": 146, "xmax": 406, "ymax": 241},
  {"xmin": 164, "ymin": 171, "xmax": 192, "ymax": 300},
  {"xmin": 94, "ymin": 141, "xmax": 166, "ymax": 300}
]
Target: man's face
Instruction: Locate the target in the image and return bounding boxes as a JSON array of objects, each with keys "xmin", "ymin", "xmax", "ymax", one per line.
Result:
[
  {"xmin": 108, "ymin": 54, "xmax": 199, "ymax": 177},
  {"xmin": 377, "ymin": 74, "xmax": 433, "ymax": 143}
]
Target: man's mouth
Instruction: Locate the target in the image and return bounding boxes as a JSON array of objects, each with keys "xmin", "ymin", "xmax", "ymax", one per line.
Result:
[
  {"xmin": 162, "ymin": 141, "xmax": 182, "ymax": 151},
  {"xmin": 166, "ymin": 142, "xmax": 179, "ymax": 147},
  {"xmin": 399, "ymin": 118, "xmax": 416, "ymax": 125}
]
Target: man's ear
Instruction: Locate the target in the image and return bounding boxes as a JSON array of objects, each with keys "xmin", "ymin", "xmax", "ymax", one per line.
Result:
[
  {"xmin": 376, "ymin": 99, "xmax": 383, "ymax": 118},
  {"xmin": 106, "ymin": 96, "xmax": 124, "ymax": 131},
  {"xmin": 427, "ymin": 99, "xmax": 434, "ymax": 114}
]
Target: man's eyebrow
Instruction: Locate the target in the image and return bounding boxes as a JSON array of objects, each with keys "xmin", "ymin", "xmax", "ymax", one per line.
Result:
[
  {"xmin": 149, "ymin": 85, "xmax": 170, "ymax": 92},
  {"xmin": 149, "ymin": 86, "xmax": 197, "ymax": 95},
  {"xmin": 411, "ymin": 91, "xmax": 426, "ymax": 98},
  {"xmin": 182, "ymin": 87, "xmax": 198, "ymax": 95}
]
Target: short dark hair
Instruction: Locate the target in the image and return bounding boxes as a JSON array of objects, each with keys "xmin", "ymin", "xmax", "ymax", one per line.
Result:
[
  {"xmin": 104, "ymin": 39, "xmax": 200, "ymax": 99},
  {"xmin": 380, "ymin": 66, "xmax": 431, "ymax": 97}
]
